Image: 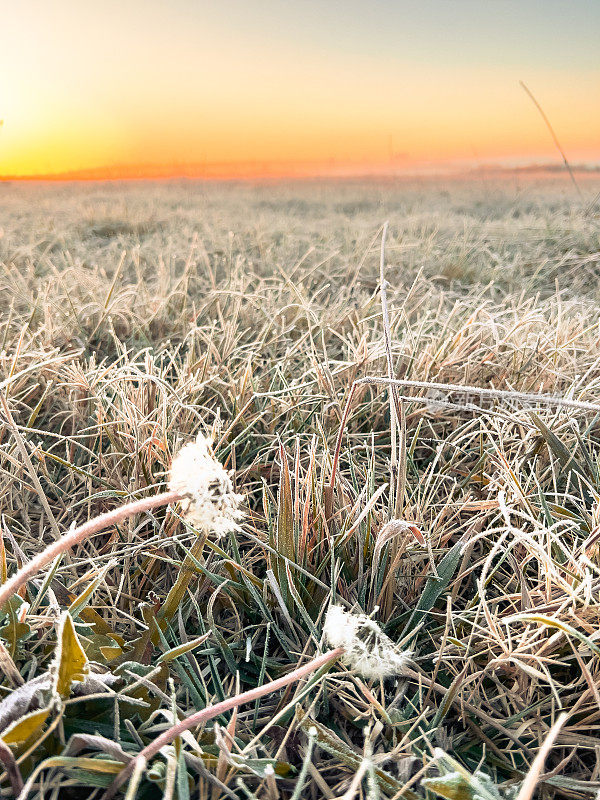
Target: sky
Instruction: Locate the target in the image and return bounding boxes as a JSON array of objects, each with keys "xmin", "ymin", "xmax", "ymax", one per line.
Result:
[{"xmin": 0, "ymin": 0, "xmax": 598, "ymax": 179}]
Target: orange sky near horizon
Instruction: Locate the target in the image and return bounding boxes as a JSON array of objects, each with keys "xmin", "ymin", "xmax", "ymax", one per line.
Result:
[{"xmin": 1, "ymin": 0, "xmax": 599, "ymax": 179}]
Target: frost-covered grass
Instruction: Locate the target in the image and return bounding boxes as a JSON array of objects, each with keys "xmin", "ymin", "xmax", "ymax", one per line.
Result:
[{"xmin": 0, "ymin": 173, "xmax": 600, "ymax": 798}]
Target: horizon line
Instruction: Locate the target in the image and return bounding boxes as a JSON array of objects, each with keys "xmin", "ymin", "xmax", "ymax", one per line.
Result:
[{"xmin": 1, "ymin": 159, "xmax": 600, "ymax": 184}]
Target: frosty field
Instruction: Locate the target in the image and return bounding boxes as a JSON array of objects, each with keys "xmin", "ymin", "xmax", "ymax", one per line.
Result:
[{"xmin": 1, "ymin": 173, "xmax": 600, "ymax": 798}]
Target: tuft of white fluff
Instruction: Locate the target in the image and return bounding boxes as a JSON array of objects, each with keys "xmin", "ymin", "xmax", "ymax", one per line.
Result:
[
  {"xmin": 168, "ymin": 434, "xmax": 244, "ymax": 537},
  {"xmin": 323, "ymin": 605, "xmax": 412, "ymax": 681}
]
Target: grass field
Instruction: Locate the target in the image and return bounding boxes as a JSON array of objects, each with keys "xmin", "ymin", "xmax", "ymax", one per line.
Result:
[{"xmin": 1, "ymin": 173, "xmax": 600, "ymax": 799}]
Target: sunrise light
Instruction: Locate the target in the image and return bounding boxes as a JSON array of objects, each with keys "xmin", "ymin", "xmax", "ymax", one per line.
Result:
[{"xmin": 1, "ymin": 0, "xmax": 598, "ymax": 180}]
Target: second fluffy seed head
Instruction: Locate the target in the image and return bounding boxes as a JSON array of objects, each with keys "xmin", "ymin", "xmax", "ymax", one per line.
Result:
[{"xmin": 323, "ymin": 605, "xmax": 412, "ymax": 681}]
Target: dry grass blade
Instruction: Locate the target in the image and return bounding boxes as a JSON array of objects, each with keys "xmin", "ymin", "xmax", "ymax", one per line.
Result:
[{"xmin": 515, "ymin": 713, "xmax": 569, "ymax": 800}]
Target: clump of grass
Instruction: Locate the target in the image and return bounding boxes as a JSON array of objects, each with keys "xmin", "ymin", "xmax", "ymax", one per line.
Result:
[{"xmin": 0, "ymin": 174, "xmax": 599, "ymax": 798}]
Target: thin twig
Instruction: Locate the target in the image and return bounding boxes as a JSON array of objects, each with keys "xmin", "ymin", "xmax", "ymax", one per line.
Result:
[{"xmin": 355, "ymin": 376, "xmax": 600, "ymax": 414}]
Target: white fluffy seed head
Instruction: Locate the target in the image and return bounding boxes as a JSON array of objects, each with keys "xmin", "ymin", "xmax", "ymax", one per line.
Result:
[
  {"xmin": 168, "ymin": 434, "xmax": 244, "ymax": 537},
  {"xmin": 323, "ymin": 605, "xmax": 412, "ymax": 681}
]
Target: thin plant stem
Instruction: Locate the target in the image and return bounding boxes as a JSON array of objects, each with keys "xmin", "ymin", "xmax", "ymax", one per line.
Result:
[
  {"xmin": 379, "ymin": 221, "xmax": 398, "ymax": 512},
  {"xmin": 326, "ymin": 381, "xmax": 358, "ymax": 530},
  {"xmin": 0, "ymin": 738, "xmax": 23, "ymax": 795},
  {"xmin": 329, "ymin": 382, "xmax": 358, "ymax": 491},
  {"xmin": 377, "ymin": 222, "xmax": 407, "ymax": 519},
  {"xmin": 0, "ymin": 491, "xmax": 182, "ymax": 611},
  {"xmin": 520, "ymin": 81, "xmax": 583, "ymax": 200},
  {"xmin": 515, "ymin": 711, "xmax": 568, "ymax": 800},
  {"xmin": 103, "ymin": 647, "xmax": 344, "ymax": 798}
]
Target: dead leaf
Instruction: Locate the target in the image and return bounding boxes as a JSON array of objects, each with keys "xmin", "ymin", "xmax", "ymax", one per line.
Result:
[
  {"xmin": 54, "ymin": 613, "xmax": 89, "ymax": 698},
  {"xmin": 1, "ymin": 707, "xmax": 50, "ymax": 746}
]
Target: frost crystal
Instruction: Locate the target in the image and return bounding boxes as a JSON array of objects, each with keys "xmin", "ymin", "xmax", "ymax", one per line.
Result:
[
  {"xmin": 168, "ymin": 434, "xmax": 244, "ymax": 537},
  {"xmin": 323, "ymin": 605, "xmax": 412, "ymax": 680}
]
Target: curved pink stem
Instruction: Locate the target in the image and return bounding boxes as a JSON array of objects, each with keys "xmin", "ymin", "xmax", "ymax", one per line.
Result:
[
  {"xmin": 104, "ymin": 647, "xmax": 344, "ymax": 797},
  {"xmin": 0, "ymin": 490, "xmax": 182, "ymax": 610}
]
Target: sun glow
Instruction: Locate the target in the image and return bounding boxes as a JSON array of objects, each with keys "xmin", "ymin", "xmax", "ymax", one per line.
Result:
[{"xmin": 1, "ymin": 1, "xmax": 599, "ymax": 179}]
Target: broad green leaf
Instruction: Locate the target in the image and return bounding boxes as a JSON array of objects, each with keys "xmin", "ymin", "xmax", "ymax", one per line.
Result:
[{"xmin": 54, "ymin": 612, "xmax": 89, "ymax": 697}]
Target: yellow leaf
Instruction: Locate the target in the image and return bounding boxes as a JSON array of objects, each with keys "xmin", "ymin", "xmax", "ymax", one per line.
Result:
[
  {"xmin": 54, "ymin": 612, "xmax": 89, "ymax": 697},
  {"xmin": 99, "ymin": 646, "xmax": 122, "ymax": 661},
  {"xmin": 1, "ymin": 707, "xmax": 50, "ymax": 746},
  {"xmin": 62, "ymin": 756, "xmax": 124, "ymax": 773},
  {"xmin": 80, "ymin": 607, "xmax": 125, "ymax": 646},
  {"xmin": 422, "ymin": 776, "xmax": 474, "ymax": 800},
  {"xmin": 157, "ymin": 631, "xmax": 211, "ymax": 663}
]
